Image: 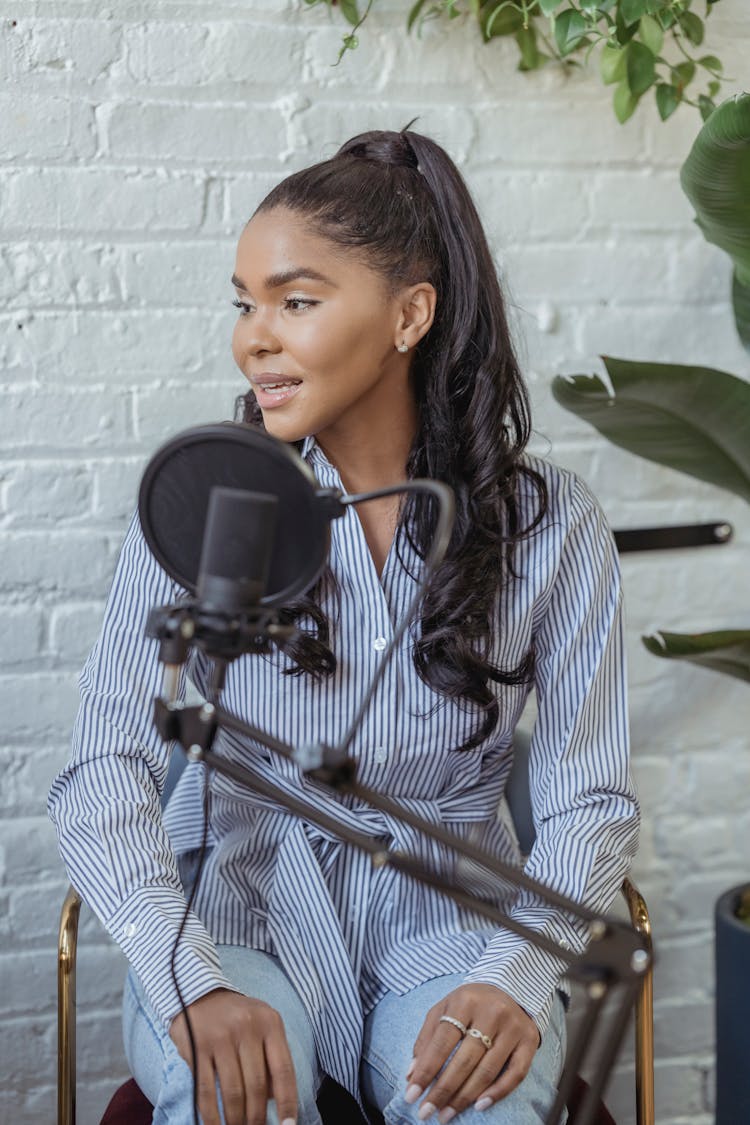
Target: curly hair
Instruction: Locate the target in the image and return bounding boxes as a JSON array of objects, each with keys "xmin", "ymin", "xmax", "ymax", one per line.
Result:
[{"xmin": 234, "ymin": 128, "xmax": 548, "ymax": 750}]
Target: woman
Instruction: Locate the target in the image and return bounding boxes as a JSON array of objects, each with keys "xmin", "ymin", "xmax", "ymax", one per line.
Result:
[{"xmin": 48, "ymin": 128, "xmax": 639, "ymax": 1125}]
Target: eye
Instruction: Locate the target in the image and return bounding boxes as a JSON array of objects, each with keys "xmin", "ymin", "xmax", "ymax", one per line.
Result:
[
  {"xmin": 284, "ymin": 296, "xmax": 318, "ymax": 313},
  {"xmin": 232, "ymin": 298, "xmax": 254, "ymax": 316}
]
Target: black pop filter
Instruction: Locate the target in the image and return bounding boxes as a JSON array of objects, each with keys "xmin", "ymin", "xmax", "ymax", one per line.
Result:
[{"xmin": 138, "ymin": 422, "xmax": 335, "ymax": 607}]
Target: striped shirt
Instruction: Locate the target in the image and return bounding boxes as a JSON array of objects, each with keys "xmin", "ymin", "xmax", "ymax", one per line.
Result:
[{"xmin": 48, "ymin": 438, "xmax": 639, "ymax": 1101}]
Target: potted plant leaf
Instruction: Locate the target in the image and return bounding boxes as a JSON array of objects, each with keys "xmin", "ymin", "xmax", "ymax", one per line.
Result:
[{"xmin": 550, "ymin": 92, "xmax": 750, "ymax": 1123}]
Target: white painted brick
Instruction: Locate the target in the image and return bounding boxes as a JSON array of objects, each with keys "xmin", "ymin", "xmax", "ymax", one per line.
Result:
[
  {"xmin": 120, "ymin": 239, "xmax": 233, "ymax": 306},
  {"xmin": 2, "ymin": 532, "xmax": 117, "ymax": 596},
  {"xmin": 0, "ymin": 92, "xmax": 95, "ymax": 162},
  {"xmin": 590, "ymin": 172, "xmax": 693, "ymax": 231},
  {"xmin": 469, "ymin": 169, "xmax": 591, "ymax": 242},
  {"xmin": 4, "ymin": 463, "xmax": 93, "ymax": 523},
  {"xmin": 0, "ymin": 672, "xmax": 80, "ymax": 740},
  {"xmin": 474, "ymin": 98, "xmax": 646, "ymax": 168},
  {"xmin": 104, "ymin": 100, "xmax": 288, "ymax": 164},
  {"xmin": 8, "ymin": 310, "xmax": 208, "ymax": 382},
  {"xmin": 133, "ymin": 381, "xmax": 241, "ymax": 445},
  {"xmin": 574, "ymin": 303, "xmax": 746, "ymax": 372},
  {"xmin": 48, "ymin": 602, "xmax": 104, "ymax": 664},
  {"xmin": 8, "ymin": 17, "xmax": 126, "ymax": 85},
  {"xmin": 505, "ymin": 241, "xmax": 671, "ymax": 303},
  {"xmin": 1, "ymin": 167, "xmax": 206, "ymax": 234},
  {"xmin": 126, "ymin": 19, "xmax": 305, "ymax": 88},
  {"xmin": 0, "ymin": 817, "xmax": 64, "ymax": 886},
  {"xmin": 0, "ymin": 241, "xmax": 124, "ymax": 309},
  {"xmin": 93, "ymin": 458, "xmax": 147, "ymax": 521},
  {"xmin": 0, "ymin": 606, "xmax": 45, "ymax": 668},
  {"xmin": 0, "ymin": 388, "xmax": 131, "ymax": 452}
]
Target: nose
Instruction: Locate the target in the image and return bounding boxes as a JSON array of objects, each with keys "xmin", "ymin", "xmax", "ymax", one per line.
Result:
[{"xmin": 235, "ymin": 309, "xmax": 282, "ymax": 360}]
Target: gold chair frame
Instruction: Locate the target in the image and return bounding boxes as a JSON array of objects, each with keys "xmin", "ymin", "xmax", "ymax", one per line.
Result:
[{"xmin": 57, "ymin": 877, "xmax": 654, "ymax": 1125}]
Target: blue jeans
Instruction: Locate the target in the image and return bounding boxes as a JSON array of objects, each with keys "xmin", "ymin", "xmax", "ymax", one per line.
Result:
[
  {"xmin": 123, "ymin": 952, "xmax": 567, "ymax": 1125},
  {"xmin": 122, "ymin": 854, "xmax": 567, "ymax": 1124}
]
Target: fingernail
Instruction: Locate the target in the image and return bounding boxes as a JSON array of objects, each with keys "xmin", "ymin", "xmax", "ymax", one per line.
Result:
[
  {"xmin": 281, "ymin": 1120, "xmax": 296, "ymax": 1125},
  {"xmin": 405, "ymin": 1055, "xmax": 417, "ymax": 1080},
  {"xmin": 438, "ymin": 1109, "xmax": 457, "ymax": 1124},
  {"xmin": 405, "ymin": 1083, "xmax": 423, "ymax": 1105},
  {"xmin": 418, "ymin": 1102, "xmax": 437, "ymax": 1121},
  {"xmin": 475, "ymin": 1096, "xmax": 493, "ymax": 1111}
]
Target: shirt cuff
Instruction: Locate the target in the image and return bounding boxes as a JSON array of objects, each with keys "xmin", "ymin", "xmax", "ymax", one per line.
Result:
[
  {"xmin": 107, "ymin": 885, "xmax": 238, "ymax": 1028},
  {"xmin": 463, "ymin": 914, "xmax": 581, "ymax": 1037}
]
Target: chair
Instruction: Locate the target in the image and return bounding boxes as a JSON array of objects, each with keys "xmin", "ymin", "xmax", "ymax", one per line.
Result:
[{"xmin": 57, "ymin": 732, "xmax": 654, "ymax": 1125}]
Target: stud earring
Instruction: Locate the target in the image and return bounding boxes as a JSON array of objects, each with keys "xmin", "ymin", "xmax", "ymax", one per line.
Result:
[{"xmin": 397, "ymin": 342, "xmax": 409, "ymax": 353}]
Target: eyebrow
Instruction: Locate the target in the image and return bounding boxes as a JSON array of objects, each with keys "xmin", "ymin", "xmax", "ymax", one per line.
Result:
[{"xmin": 231, "ymin": 267, "xmax": 336, "ymax": 291}]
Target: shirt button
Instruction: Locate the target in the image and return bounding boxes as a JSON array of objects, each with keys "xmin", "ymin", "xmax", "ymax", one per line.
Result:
[
  {"xmin": 123, "ymin": 922, "xmax": 137, "ymax": 939},
  {"xmin": 373, "ymin": 636, "xmax": 387, "ymax": 652},
  {"xmin": 374, "ymin": 747, "xmax": 388, "ymax": 764}
]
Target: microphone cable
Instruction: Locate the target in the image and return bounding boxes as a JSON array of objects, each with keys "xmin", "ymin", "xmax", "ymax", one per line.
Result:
[{"xmin": 168, "ymin": 756, "xmax": 212, "ymax": 1125}]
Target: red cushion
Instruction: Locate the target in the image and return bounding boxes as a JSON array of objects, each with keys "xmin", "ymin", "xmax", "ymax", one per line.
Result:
[
  {"xmin": 100, "ymin": 1078, "xmax": 153, "ymax": 1124},
  {"xmin": 100, "ymin": 1073, "xmax": 616, "ymax": 1125}
]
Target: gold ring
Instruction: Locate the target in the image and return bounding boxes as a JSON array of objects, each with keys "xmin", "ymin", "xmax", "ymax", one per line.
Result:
[
  {"xmin": 466, "ymin": 1027, "xmax": 493, "ymax": 1050},
  {"xmin": 439, "ymin": 1015, "xmax": 467, "ymax": 1036}
]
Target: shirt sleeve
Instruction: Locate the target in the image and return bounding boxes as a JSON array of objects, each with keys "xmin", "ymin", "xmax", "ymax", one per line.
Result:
[
  {"xmin": 464, "ymin": 477, "xmax": 640, "ymax": 1035},
  {"xmin": 47, "ymin": 510, "xmax": 237, "ymax": 1028}
]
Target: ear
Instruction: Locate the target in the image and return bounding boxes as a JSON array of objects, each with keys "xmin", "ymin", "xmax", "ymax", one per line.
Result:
[{"xmin": 395, "ymin": 281, "xmax": 437, "ymax": 350}]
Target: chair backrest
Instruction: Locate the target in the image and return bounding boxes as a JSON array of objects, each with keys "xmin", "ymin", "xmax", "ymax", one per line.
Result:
[{"xmin": 505, "ymin": 728, "xmax": 536, "ymax": 855}]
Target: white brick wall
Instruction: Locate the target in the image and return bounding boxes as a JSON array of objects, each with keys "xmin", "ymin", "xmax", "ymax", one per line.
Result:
[{"xmin": 1, "ymin": 1, "xmax": 747, "ymax": 1121}]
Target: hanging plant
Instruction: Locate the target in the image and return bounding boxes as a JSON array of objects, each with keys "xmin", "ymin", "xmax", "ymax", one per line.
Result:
[{"xmin": 305, "ymin": 0, "xmax": 727, "ymax": 124}]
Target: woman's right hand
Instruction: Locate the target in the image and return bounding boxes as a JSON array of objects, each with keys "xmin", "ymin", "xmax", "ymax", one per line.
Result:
[{"xmin": 169, "ymin": 987, "xmax": 298, "ymax": 1125}]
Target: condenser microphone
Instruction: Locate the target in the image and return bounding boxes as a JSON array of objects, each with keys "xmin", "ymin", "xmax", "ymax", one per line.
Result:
[{"xmin": 196, "ymin": 487, "xmax": 278, "ymax": 614}]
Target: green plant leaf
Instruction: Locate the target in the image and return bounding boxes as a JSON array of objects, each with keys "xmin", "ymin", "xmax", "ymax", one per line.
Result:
[
  {"xmin": 407, "ymin": 0, "xmax": 430, "ymax": 32},
  {"xmin": 698, "ymin": 94, "xmax": 716, "ymax": 122},
  {"xmin": 601, "ymin": 43, "xmax": 627, "ymax": 84},
  {"xmin": 673, "ymin": 59, "xmax": 696, "ymax": 89},
  {"xmin": 680, "ymin": 94, "xmax": 750, "ymax": 353},
  {"xmin": 627, "ymin": 39, "xmax": 656, "ymax": 96},
  {"xmin": 554, "ymin": 9, "xmax": 589, "ymax": 55},
  {"xmin": 656, "ymin": 82, "xmax": 680, "ymax": 120},
  {"xmin": 698, "ymin": 54, "xmax": 723, "ymax": 74},
  {"xmin": 615, "ymin": 6, "xmax": 639, "ymax": 44},
  {"xmin": 339, "ymin": 0, "xmax": 360, "ymax": 26},
  {"xmin": 732, "ymin": 271, "xmax": 750, "ymax": 352},
  {"xmin": 620, "ymin": 0, "xmax": 648, "ymax": 26},
  {"xmin": 614, "ymin": 77, "xmax": 638, "ymax": 122},
  {"xmin": 551, "ymin": 358, "xmax": 750, "ymax": 503},
  {"xmin": 678, "ymin": 10, "xmax": 705, "ymax": 46},
  {"xmin": 516, "ymin": 24, "xmax": 542, "ymax": 70},
  {"xmin": 538, "ymin": 0, "xmax": 560, "ymax": 13},
  {"xmin": 642, "ymin": 630, "xmax": 750, "ymax": 683},
  {"xmin": 639, "ymin": 13, "xmax": 663, "ymax": 55},
  {"xmin": 482, "ymin": 1, "xmax": 524, "ymax": 39}
]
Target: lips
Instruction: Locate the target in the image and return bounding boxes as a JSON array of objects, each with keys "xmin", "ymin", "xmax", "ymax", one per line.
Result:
[{"xmin": 250, "ymin": 373, "xmax": 302, "ymax": 408}]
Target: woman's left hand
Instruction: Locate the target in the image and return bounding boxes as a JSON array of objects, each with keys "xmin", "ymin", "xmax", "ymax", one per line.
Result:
[{"xmin": 405, "ymin": 982, "xmax": 541, "ymax": 1121}]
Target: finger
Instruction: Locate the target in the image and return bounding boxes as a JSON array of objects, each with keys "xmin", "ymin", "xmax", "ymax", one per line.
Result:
[
  {"xmin": 411, "ymin": 999, "xmax": 445, "ymax": 1060},
  {"xmin": 413, "ymin": 1034, "xmax": 507, "ymax": 1118},
  {"xmin": 234, "ymin": 1038, "xmax": 268, "ymax": 1125},
  {"xmin": 473, "ymin": 1039, "xmax": 537, "ymax": 1109},
  {"xmin": 194, "ymin": 1054, "xmax": 223, "ymax": 1125},
  {"xmin": 405, "ymin": 1018, "xmax": 470, "ymax": 1104},
  {"xmin": 214, "ymin": 1047, "xmax": 251, "ymax": 1125},
  {"xmin": 264, "ymin": 1023, "xmax": 299, "ymax": 1125}
]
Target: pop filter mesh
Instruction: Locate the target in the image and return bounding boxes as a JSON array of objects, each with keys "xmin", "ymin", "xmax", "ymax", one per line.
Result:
[{"xmin": 138, "ymin": 423, "xmax": 331, "ymax": 606}]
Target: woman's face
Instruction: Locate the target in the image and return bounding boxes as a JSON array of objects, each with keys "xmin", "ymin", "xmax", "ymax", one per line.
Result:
[{"xmin": 231, "ymin": 207, "xmax": 429, "ymax": 449}]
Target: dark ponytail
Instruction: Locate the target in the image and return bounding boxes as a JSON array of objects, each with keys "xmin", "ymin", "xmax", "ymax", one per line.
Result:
[{"xmin": 236, "ymin": 128, "xmax": 547, "ymax": 751}]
